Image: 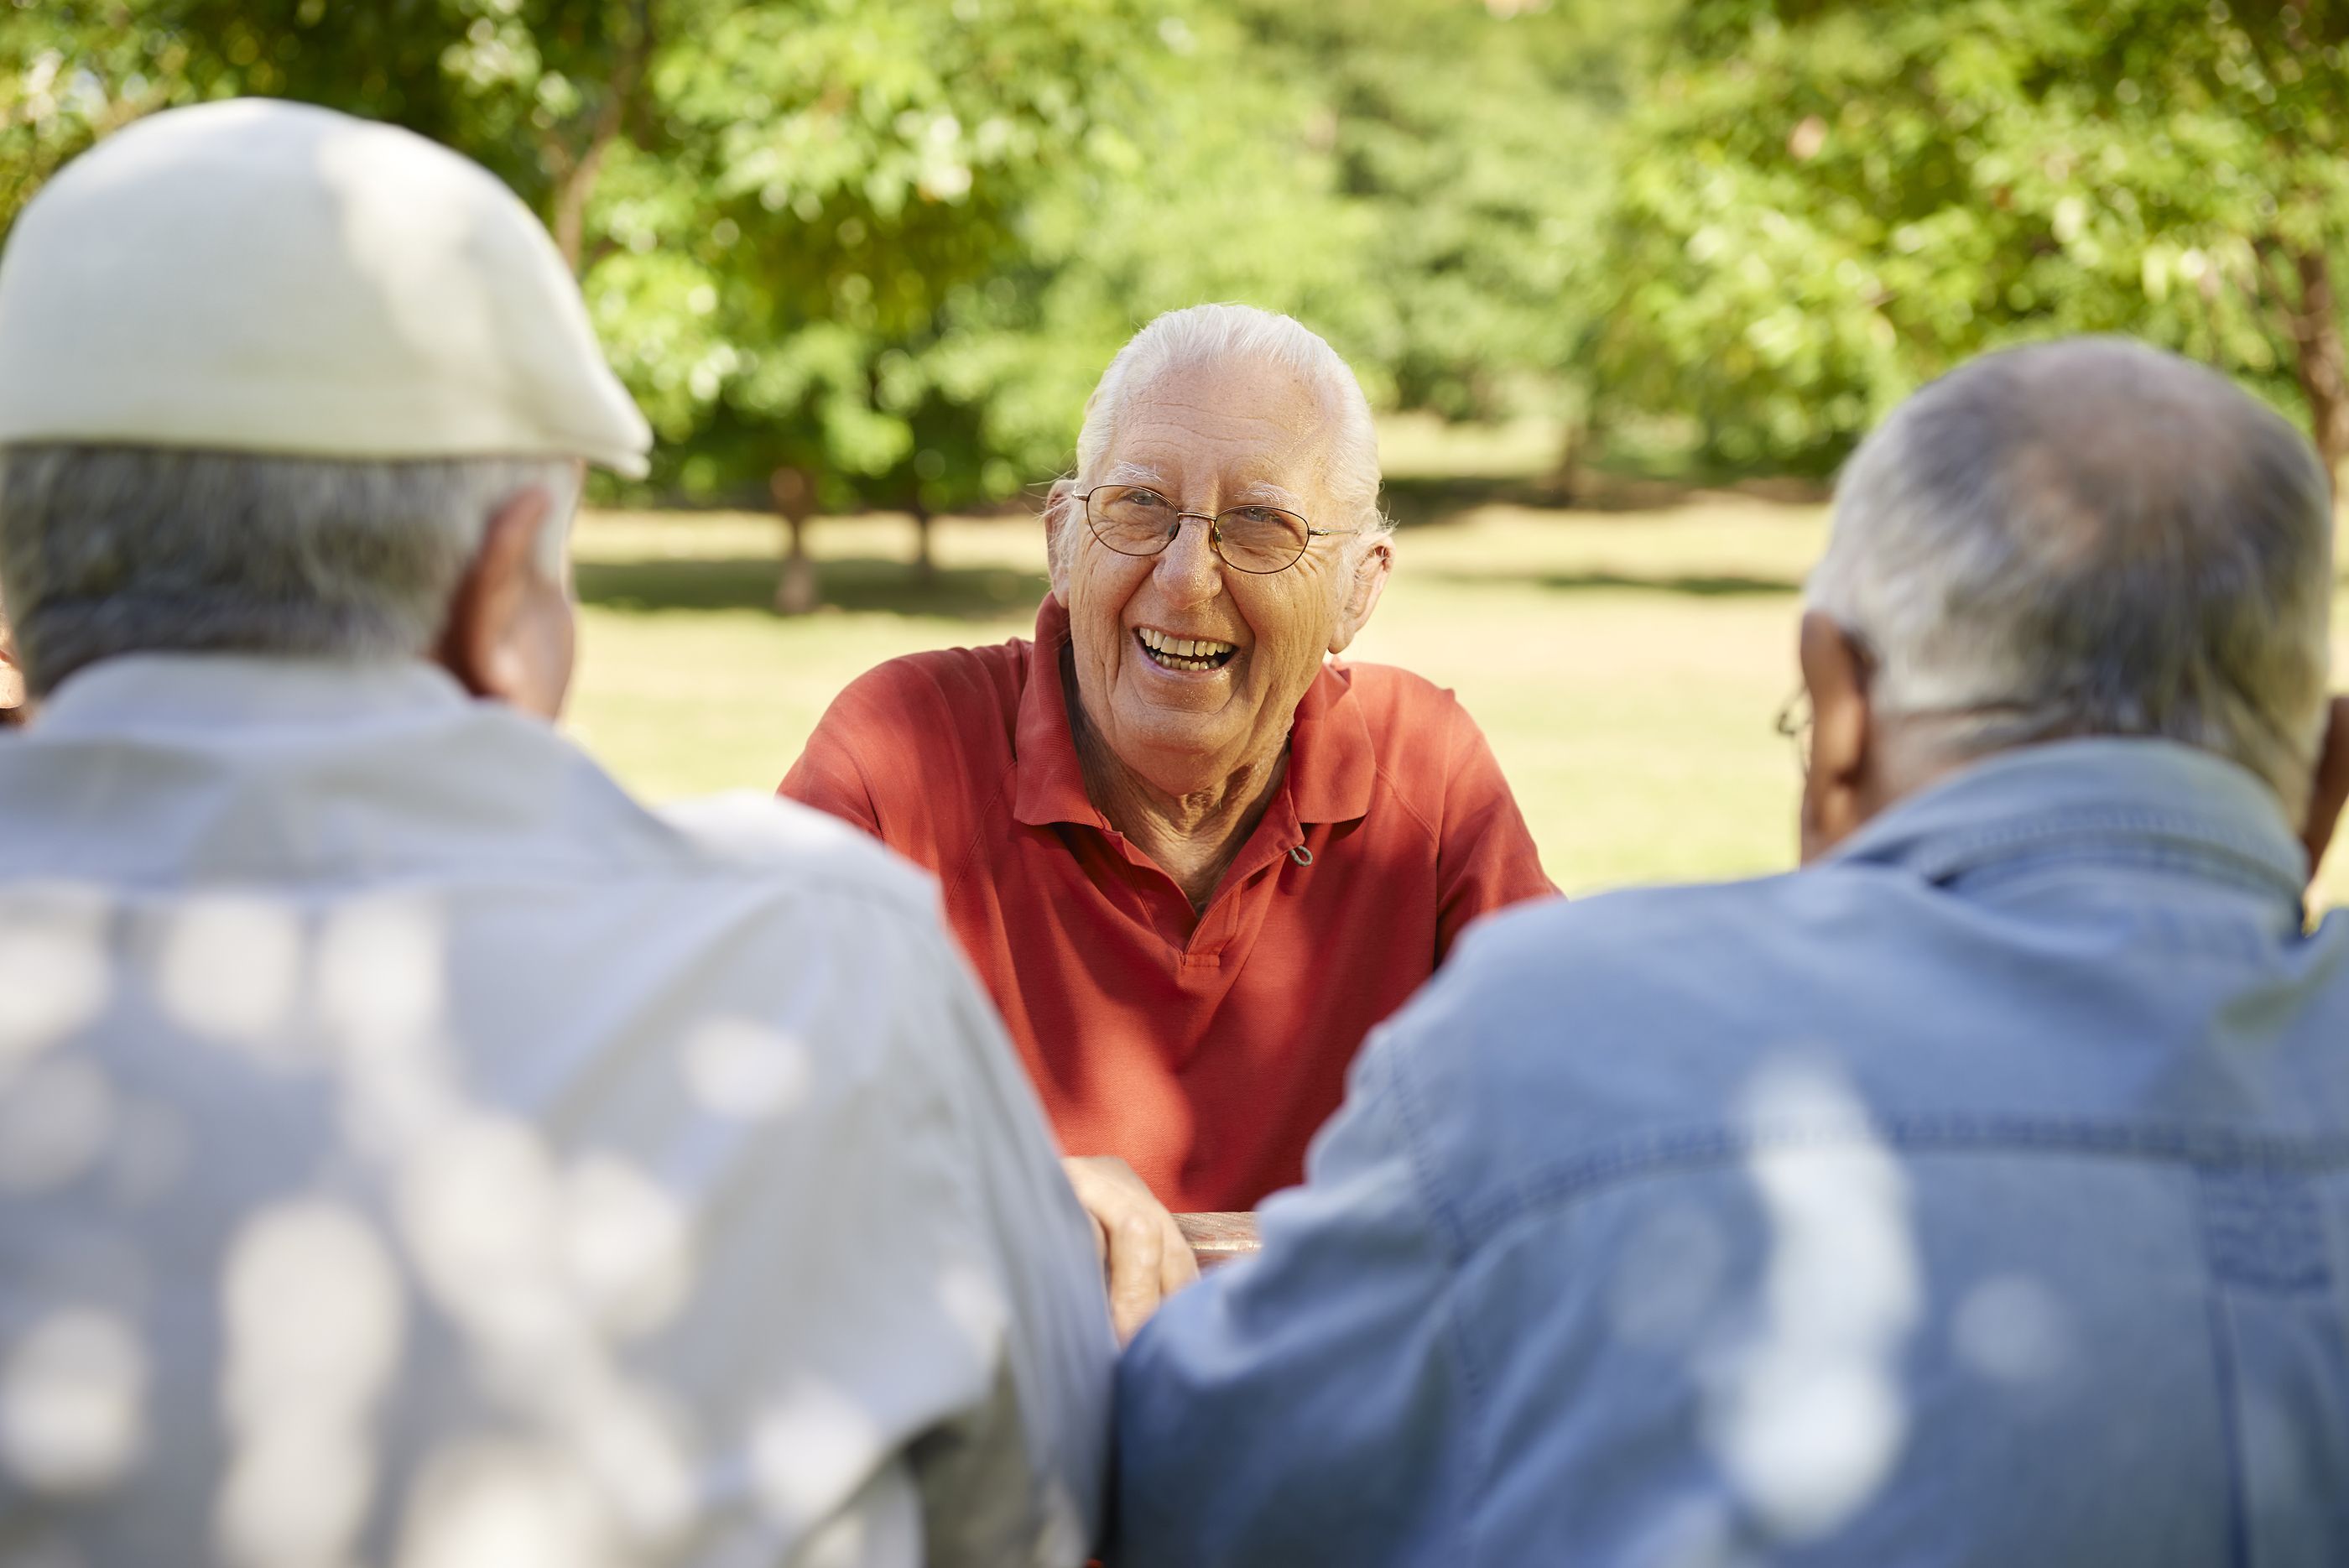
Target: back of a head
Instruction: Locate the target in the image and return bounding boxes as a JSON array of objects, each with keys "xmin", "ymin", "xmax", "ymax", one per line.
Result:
[
  {"xmin": 1809, "ymin": 336, "xmax": 2335, "ymax": 815},
  {"xmin": 0, "ymin": 99, "xmax": 650, "ymax": 695}
]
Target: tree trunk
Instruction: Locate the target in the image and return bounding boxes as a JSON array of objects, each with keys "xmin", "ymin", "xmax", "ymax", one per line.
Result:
[
  {"xmin": 777, "ymin": 521, "xmax": 818, "ymax": 616},
  {"xmin": 772, "ymin": 466, "xmax": 820, "ymax": 615},
  {"xmin": 1554, "ymin": 416, "xmax": 1588, "ymax": 508},
  {"xmin": 909, "ymin": 499, "xmax": 935, "ymax": 585},
  {"xmin": 550, "ymin": 129, "xmax": 621, "ymax": 275},
  {"xmin": 545, "ymin": 0, "xmax": 653, "ymax": 273},
  {"xmin": 2278, "ymin": 243, "xmax": 2349, "ymax": 483}
]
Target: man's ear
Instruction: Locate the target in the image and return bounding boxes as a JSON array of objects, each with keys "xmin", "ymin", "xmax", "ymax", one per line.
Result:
[
  {"xmin": 1328, "ymin": 536, "xmax": 1392, "ymax": 655},
  {"xmin": 2300, "ymin": 695, "xmax": 2349, "ymax": 885},
  {"xmin": 1798, "ymin": 610, "xmax": 1874, "ymax": 864},
  {"xmin": 0, "ymin": 615, "xmax": 23, "ymax": 718},
  {"xmin": 436, "ymin": 487, "xmax": 571, "ymax": 718},
  {"xmin": 1044, "ymin": 479, "xmax": 1076, "ymax": 603}
]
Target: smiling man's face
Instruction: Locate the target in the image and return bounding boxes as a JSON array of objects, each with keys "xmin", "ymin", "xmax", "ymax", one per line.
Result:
[{"xmin": 1051, "ymin": 353, "xmax": 1388, "ymax": 796}]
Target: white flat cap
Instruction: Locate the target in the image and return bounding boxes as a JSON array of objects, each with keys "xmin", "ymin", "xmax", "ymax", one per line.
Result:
[{"xmin": 0, "ymin": 99, "xmax": 651, "ymax": 476}]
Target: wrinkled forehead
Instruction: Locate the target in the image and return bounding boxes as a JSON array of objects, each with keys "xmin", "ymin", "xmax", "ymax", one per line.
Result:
[{"xmin": 1097, "ymin": 355, "xmax": 1337, "ymax": 508}]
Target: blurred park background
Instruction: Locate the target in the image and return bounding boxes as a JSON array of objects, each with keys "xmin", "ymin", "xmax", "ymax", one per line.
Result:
[{"xmin": 8, "ymin": 0, "xmax": 2349, "ymax": 902}]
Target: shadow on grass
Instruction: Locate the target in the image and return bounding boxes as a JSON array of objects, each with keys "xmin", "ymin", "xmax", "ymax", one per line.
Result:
[
  {"xmin": 1380, "ymin": 471, "xmax": 1832, "ymax": 525},
  {"xmin": 1383, "ymin": 475, "xmax": 1552, "ymax": 526},
  {"xmin": 576, "ymin": 555, "xmax": 1050, "ymax": 620},
  {"xmin": 1422, "ymin": 567, "xmax": 1802, "ymax": 597}
]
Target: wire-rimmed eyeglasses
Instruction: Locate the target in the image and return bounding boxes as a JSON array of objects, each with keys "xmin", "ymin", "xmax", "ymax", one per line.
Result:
[
  {"xmin": 1775, "ymin": 678, "xmax": 2049, "ymax": 779},
  {"xmin": 1077, "ymin": 484, "xmax": 1357, "ymax": 576},
  {"xmin": 1774, "ymin": 686, "xmax": 1814, "ymax": 777}
]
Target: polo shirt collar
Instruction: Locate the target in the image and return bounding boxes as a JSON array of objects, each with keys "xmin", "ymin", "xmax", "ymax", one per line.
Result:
[
  {"xmin": 1286, "ymin": 655, "xmax": 1377, "ymax": 824},
  {"xmin": 1010, "ymin": 595, "xmax": 1376, "ymax": 830},
  {"xmin": 1011, "ymin": 596, "xmax": 1106, "ymax": 830}
]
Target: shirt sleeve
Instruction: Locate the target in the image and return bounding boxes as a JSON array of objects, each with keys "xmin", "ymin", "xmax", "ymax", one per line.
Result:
[
  {"xmin": 779, "ymin": 660, "xmax": 975, "ymax": 880},
  {"xmin": 694, "ymin": 873, "xmax": 1111, "ymax": 1565},
  {"xmin": 904, "ymin": 917, "xmax": 1117, "ymax": 1565},
  {"xmin": 1435, "ymin": 701, "xmax": 1557, "ymax": 959},
  {"xmin": 1110, "ymin": 1024, "xmax": 1470, "ymax": 1566},
  {"xmin": 779, "ymin": 686, "xmax": 888, "ymax": 841}
]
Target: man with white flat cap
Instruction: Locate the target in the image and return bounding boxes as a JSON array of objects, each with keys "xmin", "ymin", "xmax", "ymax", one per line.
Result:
[{"xmin": 0, "ymin": 100, "xmax": 1111, "ymax": 1567}]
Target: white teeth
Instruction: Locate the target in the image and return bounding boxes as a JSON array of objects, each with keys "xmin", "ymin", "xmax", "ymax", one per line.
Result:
[
  {"xmin": 1135, "ymin": 628, "xmax": 1236, "ymax": 670},
  {"xmin": 1138, "ymin": 628, "xmax": 1233, "ymax": 658}
]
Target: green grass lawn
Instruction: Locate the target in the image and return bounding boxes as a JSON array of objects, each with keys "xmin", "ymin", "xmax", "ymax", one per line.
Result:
[{"xmin": 566, "ymin": 498, "xmax": 2349, "ymax": 909}]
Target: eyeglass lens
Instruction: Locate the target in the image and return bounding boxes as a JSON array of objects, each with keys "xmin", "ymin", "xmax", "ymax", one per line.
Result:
[{"xmin": 1086, "ymin": 486, "xmax": 1312, "ymax": 574}]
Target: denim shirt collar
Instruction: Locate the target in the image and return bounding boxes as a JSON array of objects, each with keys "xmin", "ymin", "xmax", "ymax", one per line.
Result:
[{"xmin": 1822, "ymin": 737, "xmax": 2309, "ymax": 909}]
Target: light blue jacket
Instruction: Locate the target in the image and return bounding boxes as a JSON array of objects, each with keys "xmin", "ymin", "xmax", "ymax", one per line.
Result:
[{"xmin": 1114, "ymin": 740, "xmax": 2349, "ymax": 1566}]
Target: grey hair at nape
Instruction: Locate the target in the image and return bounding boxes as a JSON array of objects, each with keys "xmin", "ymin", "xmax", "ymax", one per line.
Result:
[
  {"xmin": 0, "ymin": 445, "xmax": 580, "ymax": 697},
  {"xmin": 1068, "ymin": 304, "xmax": 1393, "ymax": 557},
  {"xmin": 1807, "ymin": 336, "xmax": 2333, "ymax": 814}
]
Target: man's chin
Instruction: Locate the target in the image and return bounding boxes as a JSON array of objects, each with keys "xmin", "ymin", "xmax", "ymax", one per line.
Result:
[
  {"xmin": 1104, "ymin": 697, "xmax": 1248, "ymax": 769},
  {"xmin": 1117, "ymin": 651, "xmax": 1243, "ymax": 713}
]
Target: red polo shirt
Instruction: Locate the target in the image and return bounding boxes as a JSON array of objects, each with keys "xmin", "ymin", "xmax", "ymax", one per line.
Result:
[{"xmin": 780, "ymin": 596, "xmax": 1555, "ymax": 1211}]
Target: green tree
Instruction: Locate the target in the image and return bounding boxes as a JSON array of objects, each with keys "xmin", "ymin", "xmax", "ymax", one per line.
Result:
[
  {"xmin": 1600, "ymin": 0, "xmax": 2349, "ymax": 476},
  {"xmin": 1, "ymin": 1, "xmax": 661, "ymax": 237},
  {"xmin": 1226, "ymin": 0, "xmax": 1638, "ymax": 435},
  {"xmin": 956, "ymin": 0, "xmax": 1649, "ymax": 499},
  {"xmin": 2, "ymin": 0, "xmax": 1167, "ymax": 604}
]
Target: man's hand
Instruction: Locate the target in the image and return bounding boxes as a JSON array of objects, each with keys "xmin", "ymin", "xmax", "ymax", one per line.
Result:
[{"xmin": 1061, "ymin": 1155, "xmax": 1200, "ymax": 1344}]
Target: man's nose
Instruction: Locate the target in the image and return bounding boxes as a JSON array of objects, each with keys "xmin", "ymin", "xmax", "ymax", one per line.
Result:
[{"xmin": 1152, "ymin": 515, "xmax": 1224, "ymax": 600}]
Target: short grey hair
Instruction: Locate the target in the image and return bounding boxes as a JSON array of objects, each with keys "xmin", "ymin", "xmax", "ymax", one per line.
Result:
[
  {"xmin": 0, "ymin": 444, "xmax": 579, "ymax": 697},
  {"xmin": 1067, "ymin": 304, "xmax": 1393, "ymax": 560},
  {"xmin": 1809, "ymin": 336, "xmax": 2333, "ymax": 813}
]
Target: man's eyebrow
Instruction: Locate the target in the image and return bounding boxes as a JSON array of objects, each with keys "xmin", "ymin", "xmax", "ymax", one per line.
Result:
[
  {"xmin": 1234, "ymin": 479, "xmax": 1307, "ymax": 509},
  {"xmin": 1096, "ymin": 464, "xmax": 1305, "ymax": 509}
]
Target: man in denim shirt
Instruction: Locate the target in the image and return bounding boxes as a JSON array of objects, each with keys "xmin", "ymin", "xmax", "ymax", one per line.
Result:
[{"xmin": 1114, "ymin": 338, "xmax": 2349, "ymax": 1566}]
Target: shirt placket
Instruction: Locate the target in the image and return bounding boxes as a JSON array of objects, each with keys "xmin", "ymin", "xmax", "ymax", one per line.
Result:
[{"xmin": 1180, "ymin": 794, "xmax": 1310, "ymax": 966}]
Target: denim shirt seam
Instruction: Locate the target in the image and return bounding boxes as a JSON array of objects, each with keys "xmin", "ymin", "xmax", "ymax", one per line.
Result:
[
  {"xmin": 1875, "ymin": 807, "xmax": 2300, "ymax": 902},
  {"xmin": 1379, "ymin": 1039, "xmax": 1490, "ymax": 1558},
  {"xmin": 1382, "ymin": 1034, "xmax": 1477, "ymax": 1272},
  {"xmin": 1939, "ymin": 842, "xmax": 2306, "ymax": 911},
  {"xmin": 1447, "ymin": 1113, "xmax": 2349, "ymax": 1253}
]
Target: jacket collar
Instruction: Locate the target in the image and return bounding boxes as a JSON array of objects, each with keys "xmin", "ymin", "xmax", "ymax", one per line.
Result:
[
  {"xmin": 1824, "ymin": 737, "xmax": 2309, "ymax": 907},
  {"xmin": 3, "ymin": 652, "xmax": 693, "ymax": 887},
  {"xmin": 1009, "ymin": 595, "xmax": 1377, "ymax": 831},
  {"xmin": 34, "ymin": 652, "xmax": 471, "ymax": 737}
]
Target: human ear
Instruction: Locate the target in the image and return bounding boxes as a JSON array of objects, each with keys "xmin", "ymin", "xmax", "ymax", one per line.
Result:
[
  {"xmin": 1044, "ymin": 479, "xmax": 1077, "ymax": 603},
  {"xmin": 1797, "ymin": 610, "xmax": 1874, "ymax": 864},
  {"xmin": 435, "ymin": 486, "xmax": 576, "ymax": 719},
  {"xmin": 2300, "ymin": 695, "xmax": 2349, "ymax": 885},
  {"xmin": 0, "ymin": 614, "xmax": 23, "ymax": 720},
  {"xmin": 1327, "ymin": 537, "xmax": 1392, "ymax": 655}
]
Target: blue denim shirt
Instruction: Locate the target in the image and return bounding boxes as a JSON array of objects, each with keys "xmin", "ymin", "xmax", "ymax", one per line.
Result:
[{"xmin": 1114, "ymin": 740, "xmax": 2349, "ymax": 1566}]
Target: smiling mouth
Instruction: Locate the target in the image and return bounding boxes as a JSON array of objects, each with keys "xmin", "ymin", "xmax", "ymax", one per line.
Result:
[{"xmin": 1134, "ymin": 626, "xmax": 1238, "ymax": 673}]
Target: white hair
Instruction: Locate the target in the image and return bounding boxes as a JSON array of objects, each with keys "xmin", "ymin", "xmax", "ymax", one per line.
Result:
[
  {"xmin": 1067, "ymin": 304, "xmax": 1392, "ymax": 561},
  {"xmin": 0, "ymin": 445, "xmax": 578, "ymax": 696},
  {"xmin": 1808, "ymin": 336, "xmax": 2333, "ymax": 814}
]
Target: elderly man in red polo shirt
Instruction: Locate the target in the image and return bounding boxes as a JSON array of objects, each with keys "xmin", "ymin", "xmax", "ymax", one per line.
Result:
[{"xmin": 783, "ymin": 304, "xmax": 1555, "ymax": 1335}]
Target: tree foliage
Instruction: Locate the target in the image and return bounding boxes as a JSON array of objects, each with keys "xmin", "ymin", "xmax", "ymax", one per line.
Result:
[
  {"xmin": 2, "ymin": 2, "xmax": 1636, "ymax": 520},
  {"xmin": 1601, "ymin": 0, "xmax": 2349, "ymax": 473},
  {"xmin": 14, "ymin": 0, "xmax": 2343, "ymax": 528},
  {"xmin": 3, "ymin": 0, "xmax": 1165, "ymax": 529},
  {"xmin": 1221, "ymin": 0, "xmax": 1636, "ymax": 426}
]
